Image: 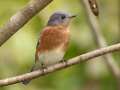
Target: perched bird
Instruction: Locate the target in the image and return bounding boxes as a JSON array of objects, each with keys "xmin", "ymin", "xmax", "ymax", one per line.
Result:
[{"xmin": 22, "ymin": 11, "xmax": 76, "ymax": 84}]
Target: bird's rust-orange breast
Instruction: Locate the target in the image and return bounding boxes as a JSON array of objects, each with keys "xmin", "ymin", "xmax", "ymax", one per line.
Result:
[{"xmin": 35, "ymin": 25, "xmax": 69, "ymax": 61}]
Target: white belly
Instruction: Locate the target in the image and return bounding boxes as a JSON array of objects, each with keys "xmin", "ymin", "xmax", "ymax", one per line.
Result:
[{"xmin": 37, "ymin": 48, "xmax": 65, "ymax": 67}]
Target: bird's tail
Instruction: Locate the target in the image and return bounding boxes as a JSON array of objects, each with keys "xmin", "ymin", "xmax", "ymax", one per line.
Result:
[
  {"xmin": 22, "ymin": 65, "xmax": 36, "ymax": 85},
  {"xmin": 22, "ymin": 79, "xmax": 31, "ymax": 85}
]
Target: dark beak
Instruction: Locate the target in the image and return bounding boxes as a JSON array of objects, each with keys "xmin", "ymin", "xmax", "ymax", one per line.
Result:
[{"xmin": 69, "ymin": 15, "xmax": 76, "ymax": 18}]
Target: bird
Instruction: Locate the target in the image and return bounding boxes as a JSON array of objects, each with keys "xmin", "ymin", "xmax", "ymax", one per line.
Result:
[{"xmin": 22, "ymin": 11, "xmax": 76, "ymax": 85}]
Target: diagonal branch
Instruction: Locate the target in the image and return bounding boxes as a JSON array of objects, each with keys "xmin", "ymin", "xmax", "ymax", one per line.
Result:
[
  {"xmin": 0, "ymin": 43, "xmax": 120, "ymax": 87},
  {"xmin": 81, "ymin": 0, "xmax": 120, "ymax": 88},
  {"xmin": 0, "ymin": 0, "xmax": 53, "ymax": 46}
]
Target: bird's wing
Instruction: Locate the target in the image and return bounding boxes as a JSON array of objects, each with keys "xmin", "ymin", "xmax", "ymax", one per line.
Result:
[{"xmin": 35, "ymin": 27, "xmax": 49, "ymax": 62}]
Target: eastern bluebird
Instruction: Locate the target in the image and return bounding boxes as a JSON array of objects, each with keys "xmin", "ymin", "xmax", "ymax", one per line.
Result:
[{"xmin": 22, "ymin": 11, "xmax": 76, "ymax": 84}]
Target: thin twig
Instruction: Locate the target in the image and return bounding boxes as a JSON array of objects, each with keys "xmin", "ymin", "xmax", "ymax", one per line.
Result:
[
  {"xmin": 0, "ymin": 0, "xmax": 53, "ymax": 46},
  {"xmin": 81, "ymin": 0, "xmax": 120, "ymax": 89},
  {"xmin": 0, "ymin": 43, "xmax": 120, "ymax": 87}
]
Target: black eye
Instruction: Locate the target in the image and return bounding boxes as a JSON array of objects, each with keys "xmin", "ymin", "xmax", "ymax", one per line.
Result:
[{"xmin": 61, "ymin": 15, "xmax": 66, "ymax": 19}]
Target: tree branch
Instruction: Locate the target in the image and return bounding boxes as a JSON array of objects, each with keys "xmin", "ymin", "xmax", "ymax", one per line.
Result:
[
  {"xmin": 81, "ymin": 0, "xmax": 120, "ymax": 89},
  {"xmin": 0, "ymin": 0, "xmax": 53, "ymax": 46},
  {"xmin": 0, "ymin": 43, "xmax": 120, "ymax": 87}
]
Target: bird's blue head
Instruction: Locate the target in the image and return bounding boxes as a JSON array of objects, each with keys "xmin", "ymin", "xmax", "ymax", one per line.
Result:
[{"xmin": 47, "ymin": 11, "xmax": 76, "ymax": 26}]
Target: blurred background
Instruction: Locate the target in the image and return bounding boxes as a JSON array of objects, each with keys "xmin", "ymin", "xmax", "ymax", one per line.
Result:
[{"xmin": 0, "ymin": 0, "xmax": 119, "ymax": 90}]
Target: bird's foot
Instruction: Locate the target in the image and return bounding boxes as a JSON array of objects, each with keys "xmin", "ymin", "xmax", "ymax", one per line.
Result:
[
  {"xmin": 59, "ymin": 59, "xmax": 67, "ymax": 66},
  {"xmin": 40, "ymin": 63, "xmax": 47, "ymax": 74}
]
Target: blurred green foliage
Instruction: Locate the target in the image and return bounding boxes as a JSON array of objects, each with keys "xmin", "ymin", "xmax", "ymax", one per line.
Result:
[{"xmin": 0, "ymin": 0, "xmax": 119, "ymax": 90}]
